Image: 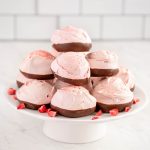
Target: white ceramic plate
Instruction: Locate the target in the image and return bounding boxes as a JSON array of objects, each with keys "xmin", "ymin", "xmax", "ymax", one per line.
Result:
[{"xmin": 5, "ymin": 84, "xmax": 148, "ymax": 123}]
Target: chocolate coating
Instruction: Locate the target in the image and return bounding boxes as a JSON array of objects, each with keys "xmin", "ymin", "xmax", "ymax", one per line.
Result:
[
  {"xmin": 130, "ymin": 85, "xmax": 135, "ymax": 92},
  {"xmin": 52, "ymin": 42, "xmax": 92, "ymax": 52},
  {"xmin": 20, "ymin": 70, "xmax": 54, "ymax": 80},
  {"xmin": 51, "ymin": 104, "xmax": 96, "ymax": 118},
  {"xmin": 91, "ymin": 68, "xmax": 119, "ymax": 77},
  {"xmin": 54, "ymin": 78, "xmax": 93, "ymax": 92},
  {"xmin": 54, "ymin": 73, "xmax": 90, "ymax": 86},
  {"xmin": 16, "ymin": 81, "xmax": 23, "ymax": 88},
  {"xmin": 96, "ymin": 101, "xmax": 133, "ymax": 113},
  {"xmin": 17, "ymin": 100, "xmax": 50, "ymax": 110}
]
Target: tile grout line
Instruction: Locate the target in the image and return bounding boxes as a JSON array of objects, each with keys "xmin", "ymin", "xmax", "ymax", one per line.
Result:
[
  {"xmin": 1, "ymin": 14, "xmax": 150, "ymax": 17},
  {"xmin": 121, "ymin": 0, "xmax": 125, "ymax": 15},
  {"xmin": 56, "ymin": 16, "xmax": 60, "ymax": 29},
  {"xmin": 35, "ymin": 0, "xmax": 38, "ymax": 15},
  {"xmin": 100, "ymin": 16, "xmax": 103, "ymax": 40},
  {"xmin": 79, "ymin": 0, "xmax": 83, "ymax": 15},
  {"xmin": 13, "ymin": 15, "xmax": 17, "ymax": 40},
  {"xmin": 142, "ymin": 15, "xmax": 146, "ymax": 40}
]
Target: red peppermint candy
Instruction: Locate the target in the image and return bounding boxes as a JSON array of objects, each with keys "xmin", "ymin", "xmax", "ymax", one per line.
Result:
[
  {"xmin": 7, "ymin": 88, "xmax": 16, "ymax": 95},
  {"xmin": 38, "ymin": 105, "xmax": 47, "ymax": 113},
  {"xmin": 17, "ymin": 103, "xmax": 25, "ymax": 109},
  {"xmin": 109, "ymin": 108, "xmax": 119, "ymax": 116}
]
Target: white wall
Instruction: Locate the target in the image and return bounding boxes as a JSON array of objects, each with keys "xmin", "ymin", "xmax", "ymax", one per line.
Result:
[{"xmin": 0, "ymin": 0, "xmax": 150, "ymax": 41}]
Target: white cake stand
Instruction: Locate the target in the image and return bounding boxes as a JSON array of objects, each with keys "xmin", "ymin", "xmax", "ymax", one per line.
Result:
[{"xmin": 5, "ymin": 85, "xmax": 148, "ymax": 143}]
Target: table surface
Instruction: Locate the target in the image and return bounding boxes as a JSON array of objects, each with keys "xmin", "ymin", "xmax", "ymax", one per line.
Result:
[{"xmin": 0, "ymin": 41, "xmax": 150, "ymax": 150}]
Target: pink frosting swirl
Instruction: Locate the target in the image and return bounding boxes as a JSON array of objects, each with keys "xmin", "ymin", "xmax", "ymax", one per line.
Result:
[
  {"xmin": 116, "ymin": 67, "xmax": 135, "ymax": 90},
  {"xmin": 51, "ymin": 52, "xmax": 90, "ymax": 79},
  {"xmin": 51, "ymin": 86, "xmax": 96, "ymax": 110},
  {"xmin": 16, "ymin": 80, "xmax": 55, "ymax": 105},
  {"xmin": 51, "ymin": 26, "xmax": 91, "ymax": 44},
  {"xmin": 20, "ymin": 50, "xmax": 54, "ymax": 75},
  {"xmin": 92, "ymin": 77, "xmax": 133, "ymax": 105},
  {"xmin": 87, "ymin": 50, "xmax": 119, "ymax": 69}
]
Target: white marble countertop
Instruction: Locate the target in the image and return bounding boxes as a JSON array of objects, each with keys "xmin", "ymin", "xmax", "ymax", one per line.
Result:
[{"xmin": 0, "ymin": 41, "xmax": 150, "ymax": 150}]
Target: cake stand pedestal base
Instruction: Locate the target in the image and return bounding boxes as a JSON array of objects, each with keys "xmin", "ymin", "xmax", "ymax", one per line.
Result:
[{"xmin": 43, "ymin": 121, "xmax": 107, "ymax": 143}]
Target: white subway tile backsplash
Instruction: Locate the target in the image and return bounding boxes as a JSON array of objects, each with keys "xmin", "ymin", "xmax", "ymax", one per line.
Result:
[
  {"xmin": 0, "ymin": 16, "xmax": 14, "ymax": 39},
  {"xmin": 82, "ymin": 0, "xmax": 122, "ymax": 14},
  {"xmin": 59, "ymin": 16, "xmax": 101, "ymax": 39},
  {"xmin": 0, "ymin": 0, "xmax": 149, "ymax": 41},
  {"xmin": 38, "ymin": 0, "xmax": 79, "ymax": 15},
  {"xmin": 125, "ymin": 0, "xmax": 150, "ymax": 14},
  {"xmin": 145, "ymin": 17, "xmax": 150, "ymax": 39},
  {"xmin": 102, "ymin": 16, "xmax": 142, "ymax": 39},
  {"xmin": 16, "ymin": 16, "xmax": 56, "ymax": 40},
  {"xmin": 0, "ymin": 0, "xmax": 35, "ymax": 14}
]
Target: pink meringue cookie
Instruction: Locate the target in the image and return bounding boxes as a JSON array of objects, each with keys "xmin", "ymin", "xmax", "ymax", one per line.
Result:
[
  {"xmin": 87, "ymin": 50, "xmax": 119, "ymax": 69},
  {"xmin": 17, "ymin": 72, "xmax": 33, "ymax": 84},
  {"xmin": 16, "ymin": 80, "xmax": 55, "ymax": 105},
  {"xmin": 51, "ymin": 26, "xmax": 91, "ymax": 44},
  {"xmin": 51, "ymin": 52, "xmax": 90, "ymax": 79},
  {"xmin": 20, "ymin": 50, "xmax": 54, "ymax": 75},
  {"xmin": 54, "ymin": 78, "xmax": 93, "ymax": 91},
  {"xmin": 116, "ymin": 67, "xmax": 135, "ymax": 90},
  {"xmin": 51, "ymin": 86, "xmax": 96, "ymax": 110},
  {"xmin": 92, "ymin": 77, "xmax": 134, "ymax": 105}
]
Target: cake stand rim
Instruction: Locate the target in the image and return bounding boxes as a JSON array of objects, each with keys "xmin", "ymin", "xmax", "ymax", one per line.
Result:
[{"xmin": 4, "ymin": 84, "xmax": 148, "ymax": 124}]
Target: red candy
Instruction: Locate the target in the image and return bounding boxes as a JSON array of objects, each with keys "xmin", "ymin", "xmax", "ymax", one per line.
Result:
[
  {"xmin": 125, "ymin": 107, "xmax": 131, "ymax": 112},
  {"xmin": 91, "ymin": 110, "xmax": 102, "ymax": 120},
  {"xmin": 7, "ymin": 88, "xmax": 16, "ymax": 95},
  {"xmin": 17, "ymin": 103, "xmax": 25, "ymax": 109},
  {"xmin": 95, "ymin": 110, "xmax": 102, "ymax": 116},
  {"xmin": 133, "ymin": 98, "xmax": 140, "ymax": 104},
  {"xmin": 47, "ymin": 108, "xmax": 51, "ymax": 112},
  {"xmin": 91, "ymin": 116, "xmax": 99, "ymax": 120},
  {"xmin": 47, "ymin": 110, "xmax": 57, "ymax": 117},
  {"xmin": 109, "ymin": 108, "xmax": 119, "ymax": 116},
  {"xmin": 38, "ymin": 105, "xmax": 47, "ymax": 113}
]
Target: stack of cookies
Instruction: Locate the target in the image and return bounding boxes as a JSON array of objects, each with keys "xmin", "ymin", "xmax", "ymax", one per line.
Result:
[{"xmin": 15, "ymin": 26, "xmax": 135, "ymax": 118}]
